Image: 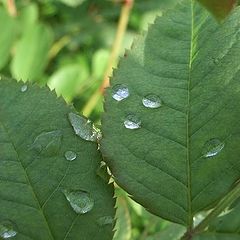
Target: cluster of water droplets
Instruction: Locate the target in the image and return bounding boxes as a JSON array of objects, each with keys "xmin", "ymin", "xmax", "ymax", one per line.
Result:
[
  {"xmin": 0, "ymin": 220, "xmax": 17, "ymax": 239},
  {"xmin": 111, "ymin": 84, "xmax": 162, "ymax": 130},
  {"xmin": 62, "ymin": 189, "xmax": 94, "ymax": 214}
]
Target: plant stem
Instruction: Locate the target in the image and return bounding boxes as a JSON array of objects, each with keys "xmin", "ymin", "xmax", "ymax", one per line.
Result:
[
  {"xmin": 7, "ymin": 0, "xmax": 17, "ymax": 17},
  {"xmin": 82, "ymin": 0, "xmax": 134, "ymax": 117}
]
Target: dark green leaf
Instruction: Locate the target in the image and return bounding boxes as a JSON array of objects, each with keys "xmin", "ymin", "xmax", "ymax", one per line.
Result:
[
  {"xmin": 197, "ymin": 0, "xmax": 236, "ymax": 20},
  {"xmin": 101, "ymin": 0, "xmax": 240, "ymax": 226},
  {"xmin": 0, "ymin": 78, "xmax": 115, "ymax": 239}
]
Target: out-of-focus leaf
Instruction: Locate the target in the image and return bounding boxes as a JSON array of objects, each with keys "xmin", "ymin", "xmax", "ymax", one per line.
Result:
[
  {"xmin": 59, "ymin": 0, "xmax": 86, "ymax": 7},
  {"xmin": 92, "ymin": 49, "xmax": 109, "ymax": 80},
  {"xmin": 146, "ymin": 224, "xmax": 186, "ymax": 240},
  {"xmin": 48, "ymin": 61, "xmax": 89, "ymax": 102},
  {"xmin": 113, "ymin": 197, "xmax": 131, "ymax": 240},
  {"xmin": 11, "ymin": 23, "xmax": 53, "ymax": 81},
  {"xmin": 197, "ymin": 0, "xmax": 237, "ymax": 20},
  {"xmin": 0, "ymin": 77, "xmax": 115, "ymax": 239},
  {"xmin": 0, "ymin": 7, "xmax": 16, "ymax": 70}
]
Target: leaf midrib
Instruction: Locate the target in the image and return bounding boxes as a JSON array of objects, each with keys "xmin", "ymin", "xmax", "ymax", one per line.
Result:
[
  {"xmin": 186, "ymin": 0, "xmax": 194, "ymax": 228},
  {"xmin": 0, "ymin": 120, "xmax": 55, "ymax": 240}
]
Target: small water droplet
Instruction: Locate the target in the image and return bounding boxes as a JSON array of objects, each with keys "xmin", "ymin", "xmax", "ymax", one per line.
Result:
[
  {"xmin": 63, "ymin": 189, "xmax": 94, "ymax": 214},
  {"xmin": 142, "ymin": 94, "xmax": 162, "ymax": 109},
  {"xmin": 0, "ymin": 220, "xmax": 17, "ymax": 239},
  {"xmin": 202, "ymin": 138, "xmax": 225, "ymax": 158},
  {"xmin": 124, "ymin": 114, "xmax": 141, "ymax": 129},
  {"xmin": 20, "ymin": 85, "xmax": 28, "ymax": 92},
  {"xmin": 97, "ymin": 216, "xmax": 114, "ymax": 226},
  {"xmin": 64, "ymin": 151, "xmax": 77, "ymax": 161},
  {"xmin": 68, "ymin": 113, "xmax": 100, "ymax": 142},
  {"xmin": 112, "ymin": 84, "xmax": 129, "ymax": 101},
  {"xmin": 30, "ymin": 130, "xmax": 62, "ymax": 157}
]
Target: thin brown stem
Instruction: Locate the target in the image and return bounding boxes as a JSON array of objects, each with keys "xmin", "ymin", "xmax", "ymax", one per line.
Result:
[
  {"xmin": 7, "ymin": 0, "xmax": 17, "ymax": 17},
  {"xmin": 82, "ymin": 0, "xmax": 134, "ymax": 117}
]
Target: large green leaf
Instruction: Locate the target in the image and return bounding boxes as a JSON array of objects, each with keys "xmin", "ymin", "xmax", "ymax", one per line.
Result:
[
  {"xmin": 0, "ymin": 78, "xmax": 115, "ymax": 239},
  {"xmin": 10, "ymin": 23, "xmax": 53, "ymax": 81},
  {"xmin": 101, "ymin": 0, "xmax": 240, "ymax": 226},
  {"xmin": 0, "ymin": 7, "xmax": 16, "ymax": 70}
]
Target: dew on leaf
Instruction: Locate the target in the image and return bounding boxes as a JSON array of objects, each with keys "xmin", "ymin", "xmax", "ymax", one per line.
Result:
[
  {"xmin": 20, "ymin": 85, "xmax": 28, "ymax": 92},
  {"xmin": 142, "ymin": 94, "xmax": 162, "ymax": 109},
  {"xmin": 64, "ymin": 151, "xmax": 77, "ymax": 161},
  {"xmin": 63, "ymin": 189, "xmax": 94, "ymax": 214},
  {"xmin": 202, "ymin": 138, "xmax": 225, "ymax": 158},
  {"xmin": 124, "ymin": 114, "xmax": 141, "ymax": 129},
  {"xmin": 97, "ymin": 216, "xmax": 114, "ymax": 226},
  {"xmin": 112, "ymin": 84, "xmax": 129, "ymax": 101},
  {"xmin": 68, "ymin": 112, "xmax": 100, "ymax": 142},
  {"xmin": 30, "ymin": 130, "xmax": 62, "ymax": 156},
  {"xmin": 0, "ymin": 220, "xmax": 17, "ymax": 239}
]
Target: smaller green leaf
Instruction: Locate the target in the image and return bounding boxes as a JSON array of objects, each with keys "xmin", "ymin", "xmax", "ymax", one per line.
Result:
[
  {"xmin": 113, "ymin": 197, "xmax": 131, "ymax": 240},
  {"xmin": 197, "ymin": 0, "xmax": 237, "ymax": 20},
  {"xmin": 0, "ymin": 7, "xmax": 16, "ymax": 70},
  {"xmin": 11, "ymin": 22, "xmax": 53, "ymax": 81}
]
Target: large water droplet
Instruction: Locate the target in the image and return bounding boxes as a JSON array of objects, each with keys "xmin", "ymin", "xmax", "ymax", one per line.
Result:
[
  {"xmin": 64, "ymin": 151, "xmax": 77, "ymax": 161},
  {"xmin": 112, "ymin": 84, "xmax": 129, "ymax": 101},
  {"xmin": 20, "ymin": 85, "xmax": 28, "ymax": 92},
  {"xmin": 30, "ymin": 130, "xmax": 62, "ymax": 157},
  {"xmin": 202, "ymin": 138, "xmax": 225, "ymax": 158},
  {"xmin": 124, "ymin": 114, "xmax": 141, "ymax": 129},
  {"xmin": 0, "ymin": 220, "xmax": 17, "ymax": 239},
  {"xmin": 97, "ymin": 216, "xmax": 114, "ymax": 226},
  {"xmin": 63, "ymin": 189, "xmax": 94, "ymax": 214},
  {"xmin": 68, "ymin": 113, "xmax": 100, "ymax": 142},
  {"xmin": 142, "ymin": 94, "xmax": 162, "ymax": 109}
]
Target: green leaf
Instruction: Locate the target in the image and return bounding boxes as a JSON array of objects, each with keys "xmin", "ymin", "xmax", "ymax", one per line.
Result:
[
  {"xmin": 0, "ymin": 7, "xmax": 17, "ymax": 70},
  {"xmin": 48, "ymin": 63, "xmax": 89, "ymax": 102},
  {"xmin": 113, "ymin": 197, "xmax": 131, "ymax": 240},
  {"xmin": 0, "ymin": 78, "xmax": 115, "ymax": 239},
  {"xmin": 197, "ymin": 0, "xmax": 237, "ymax": 20},
  {"xmin": 101, "ymin": 0, "xmax": 240, "ymax": 226},
  {"xmin": 10, "ymin": 23, "xmax": 53, "ymax": 81}
]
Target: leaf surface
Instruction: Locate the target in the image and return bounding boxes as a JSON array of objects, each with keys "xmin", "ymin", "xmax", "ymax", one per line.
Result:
[
  {"xmin": 0, "ymin": 78, "xmax": 115, "ymax": 239},
  {"xmin": 101, "ymin": 0, "xmax": 240, "ymax": 226}
]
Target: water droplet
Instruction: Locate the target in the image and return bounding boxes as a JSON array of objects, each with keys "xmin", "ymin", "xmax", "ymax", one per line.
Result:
[
  {"xmin": 30, "ymin": 130, "xmax": 62, "ymax": 157},
  {"xmin": 63, "ymin": 189, "xmax": 94, "ymax": 214},
  {"xmin": 68, "ymin": 113, "xmax": 100, "ymax": 142},
  {"xmin": 142, "ymin": 94, "xmax": 162, "ymax": 109},
  {"xmin": 20, "ymin": 85, "xmax": 28, "ymax": 92},
  {"xmin": 64, "ymin": 151, "xmax": 77, "ymax": 161},
  {"xmin": 97, "ymin": 216, "xmax": 114, "ymax": 226},
  {"xmin": 112, "ymin": 84, "xmax": 129, "ymax": 101},
  {"xmin": 202, "ymin": 138, "xmax": 225, "ymax": 158},
  {"xmin": 124, "ymin": 114, "xmax": 141, "ymax": 129},
  {"xmin": 0, "ymin": 220, "xmax": 17, "ymax": 239}
]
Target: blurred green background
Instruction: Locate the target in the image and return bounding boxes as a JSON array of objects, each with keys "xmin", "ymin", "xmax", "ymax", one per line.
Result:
[{"xmin": 0, "ymin": 0, "xmax": 188, "ymax": 239}]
